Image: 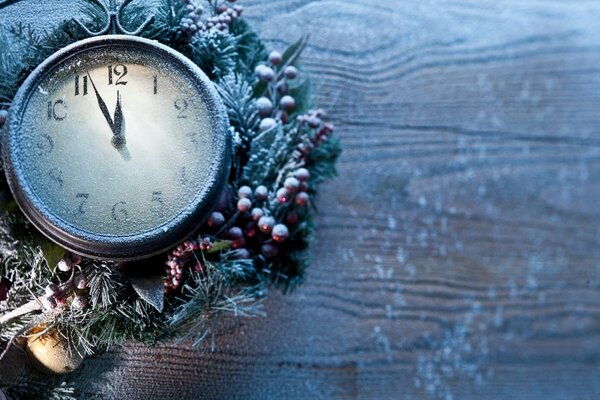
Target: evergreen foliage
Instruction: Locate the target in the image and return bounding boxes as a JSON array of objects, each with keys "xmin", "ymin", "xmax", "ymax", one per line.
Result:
[{"xmin": 0, "ymin": 1, "xmax": 341, "ymax": 397}]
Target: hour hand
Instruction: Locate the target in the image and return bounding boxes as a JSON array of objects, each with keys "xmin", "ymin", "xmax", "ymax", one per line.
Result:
[{"xmin": 86, "ymin": 72, "xmax": 115, "ymax": 133}]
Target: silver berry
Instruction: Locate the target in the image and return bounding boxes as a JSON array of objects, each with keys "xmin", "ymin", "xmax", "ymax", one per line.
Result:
[
  {"xmin": 71, "ymin": 295, "xmax": 88, "ymax": 310},
  {"xmin": 258, "ymin": 66, "xmax": 275, "ymax": 82},
  {"xmin": 57, "ymin": 258, "xmax": 73, "ymax": 272},
  {"xmin": 45, "ymin": 283, "xmax": 61, "ymax": 297},
  {"xmin": 259, "ymin": 118, "xmax": 277, "ymax": 132},
  {"xmin": 42, "ymin": 296, "xmax": 57, "ymax": 310},
  {"xmin": 256, "ymin": 97, "xmax": 273, "ymax": 116}
]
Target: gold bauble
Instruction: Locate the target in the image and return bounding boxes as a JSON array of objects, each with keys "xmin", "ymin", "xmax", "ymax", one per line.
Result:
[{"xmin": 25, "ymin": 325, "xmax": 84, "ymax": 374}]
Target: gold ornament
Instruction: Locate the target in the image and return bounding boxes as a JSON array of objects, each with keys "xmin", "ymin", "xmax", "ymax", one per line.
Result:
[{"xmin": 25, "ymin": 325, "xmax": 84, "ymax": 374}]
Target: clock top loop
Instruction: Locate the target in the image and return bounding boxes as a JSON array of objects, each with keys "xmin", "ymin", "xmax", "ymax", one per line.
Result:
[{"xmin": 73, "ymin": 0, "xmax": 155, "ymax": 36}]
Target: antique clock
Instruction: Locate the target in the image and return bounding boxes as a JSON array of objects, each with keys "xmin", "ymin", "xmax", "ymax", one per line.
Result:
[{"xmin": 1, "ymin": 35, "xmax": 231, "ymax": 260}]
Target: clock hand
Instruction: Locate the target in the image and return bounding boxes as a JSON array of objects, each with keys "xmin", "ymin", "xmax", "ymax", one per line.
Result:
[
  {"xmin": 86, "ymin": 72, "xmax": 115, "ymax": 133},
  {"xmin": 111, "ymin": 90, "xmax": 126, "ymax": 149}
]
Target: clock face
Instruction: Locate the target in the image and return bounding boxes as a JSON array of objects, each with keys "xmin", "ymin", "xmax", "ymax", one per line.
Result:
[{"xmin": 2, "ymin": 36, "xmax": 230, "ymax": 260}]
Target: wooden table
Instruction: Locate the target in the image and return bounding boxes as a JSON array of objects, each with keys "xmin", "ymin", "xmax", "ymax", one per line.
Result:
[{"xmin": 2, "ymin": 0, "xmax": 600, "ymax": 398}]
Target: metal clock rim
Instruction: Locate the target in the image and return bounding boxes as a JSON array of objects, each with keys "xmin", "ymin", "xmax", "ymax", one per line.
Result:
[{"xmin": 1, "ymin": 35, "xmax": 232, "ymax": 261}]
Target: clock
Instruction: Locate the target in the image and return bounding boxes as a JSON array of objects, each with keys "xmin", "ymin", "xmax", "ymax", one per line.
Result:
[{"xmin": 1, "ymin": 35, "xmax": 231, "ymax": 261}]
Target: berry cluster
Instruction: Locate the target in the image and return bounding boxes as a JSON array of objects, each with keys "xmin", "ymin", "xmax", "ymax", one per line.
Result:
[
  {"xmin": 295, "ymin": 109, "xmax": 335, "ymax": 161},
  {"xmin": 180, "ymin": 0, "xmax": 243, "ymax": 37},
  {"xmin": 164, "ymin": 238, "xmax": 212, "ymax": 293},
  {"xmin": 162, "ymin": 166, "xmax": 313, "ymax": 294},
  {"xmin": 41, "ymin": 253, "xmax": 89, "ymax": 312},
  {"xmin": 255, "ymin": 51, "xmax": 300, "ymax": 130}
]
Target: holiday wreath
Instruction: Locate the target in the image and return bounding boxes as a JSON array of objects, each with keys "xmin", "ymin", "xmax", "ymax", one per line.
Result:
[{"xmin": 0, "ymin": 0, "xmax": 340, "ymax": 397}]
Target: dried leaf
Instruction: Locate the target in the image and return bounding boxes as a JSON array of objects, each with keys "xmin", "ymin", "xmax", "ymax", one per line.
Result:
[
  {"xmin": 129, "ymin": 275, "xmax": 164, "ymax": 312},
  {"xmin": 38, "ymin": 238, "xmax": 67, "ymax": 270}
]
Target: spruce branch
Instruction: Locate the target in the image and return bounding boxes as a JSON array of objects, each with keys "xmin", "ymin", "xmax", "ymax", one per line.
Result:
[
  {"xmin": 191, "ymin": 29, "xmax": 239, "ymax": 80},
  {"xmin": 86, "ymin": 261, "xmax": 128, "ymax": 309},
  {"xmin": 2, "ymin": 378, "xmax": 77, "ymax": 400},
  {"xmin": 167, "ymin": 265, "xmax": 263, "ymax": 349}
]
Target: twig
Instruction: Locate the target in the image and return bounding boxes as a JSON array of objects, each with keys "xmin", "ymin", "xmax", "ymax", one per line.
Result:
[{"xmin": 0, "ymin": 297, "xmax": 42, "ymax": 325}]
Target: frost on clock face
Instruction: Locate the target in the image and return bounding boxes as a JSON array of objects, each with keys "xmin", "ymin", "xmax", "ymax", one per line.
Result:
[{"xmin": 14, "ymin": 46, "xmax": 216, "ymax": 237}]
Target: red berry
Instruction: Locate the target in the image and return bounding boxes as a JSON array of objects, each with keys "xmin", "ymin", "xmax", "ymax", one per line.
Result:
[
  {"xmin": 286, "ymin": 211, "xmax": 299, "ymax": 225},
  {"xmin": 280, "ymin": 96, "xmax": 296, "ymax": 111},
  {"xmin": 232, "ymin": 237, "xmax": 246, "ymax": 249},
  {"xmin": 272, "ymin": 224, "xmax": 290, "ymax": 242},
  {"xmin": 294, "ymin": 168, "xmax": 310, "ymax": 182},
  {"xmin": 69, "ymin": 252, "xmax": 83, "ymax": 265},
  {"xmin": 261, "ymin": 243, "xmax": 279, "ymax": 258},
  {"xmin": 258, "ymin": 216, "xmax": 275, "ymax": 234},
  {"xmin": 284, "ymin": 66, "xmax": 298, "ymax": 80},
  {"xmin": 295, "ymin": 192, "xmax": 310, "ymax": 207},
  {"xmin": 276, "ymin": 81, "xmax": 289, "ymax": 95},
  {"xmin": 237, "ymin": 198, "xmax": 252, "ymax": 212},
  {"xmin": 251, "ymin": 208, "xmax": 264, "ymax": 221},
  {"xmin": 284, "ymin": 177, "xmax": 300, "ymax": 192},
  {"xmin": 245, "ymin": 222, "xmax": 259, "ymax": 238},
  {"xmin": 238, "ymin": 185, "xmax": 253, "ymax": 199},
  {"xmin": 269, "ymin": 51, "xmax": 282, "ymax": 65},
  {"xmin": 199, "ymin": 238, "xmax": 213, "ymax": 251},
  {"xmin": 277, "ymin": 188, "xmax": 290, "ymax": 203},
  {"xmin": 208, "ymin": 211, "xmax": 225, "ymax": 228},
  {"xmin": 254, "ymin": 185, "xmax": 268, "ymax": 201},
  {"xmin": 229, "ymin": 226, "xmax": 243, "ymax": 239},
  {"xmin": 299, "ymin": 181, "xmax": 309, "ymax": 192}
]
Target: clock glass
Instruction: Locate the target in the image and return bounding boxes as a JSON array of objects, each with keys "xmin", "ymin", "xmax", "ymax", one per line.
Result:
[{"xmin": 2, "ymin": 37, "xmax": 230, "ymax": 260}]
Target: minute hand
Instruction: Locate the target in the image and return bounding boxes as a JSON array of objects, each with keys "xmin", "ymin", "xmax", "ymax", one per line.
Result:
[{"xmin": 87, "ymin": 72, "xmax": 115, "ymax": 133}]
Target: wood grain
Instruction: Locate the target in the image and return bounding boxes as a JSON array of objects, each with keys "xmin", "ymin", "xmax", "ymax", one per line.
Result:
[{"xmin": 2, "ymin": 0, "xmax": 600, "ymax": 398}]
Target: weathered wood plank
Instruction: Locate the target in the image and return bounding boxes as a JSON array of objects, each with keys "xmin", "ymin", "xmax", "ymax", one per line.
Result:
[{"xmin": 2, "ymin": 0, "xmax": 600, "ymax": 399}]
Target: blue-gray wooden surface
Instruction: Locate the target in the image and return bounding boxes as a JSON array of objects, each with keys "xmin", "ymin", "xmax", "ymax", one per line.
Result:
[{"xmin": 1, "ymin": 0, "xmax": 600, "ymax": 399}]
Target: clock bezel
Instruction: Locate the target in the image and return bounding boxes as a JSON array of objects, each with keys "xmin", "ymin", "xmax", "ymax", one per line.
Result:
[{"xmin": 1, "ymin": 35, "xmax": 232, "ymax": 261}]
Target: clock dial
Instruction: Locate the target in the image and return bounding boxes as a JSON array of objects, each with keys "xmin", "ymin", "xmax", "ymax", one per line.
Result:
[{"xmin": 2, "ymin": 37, "xmax": 230, "ymax": 259}]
